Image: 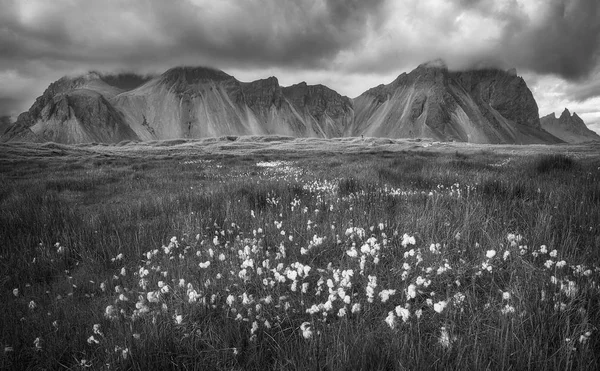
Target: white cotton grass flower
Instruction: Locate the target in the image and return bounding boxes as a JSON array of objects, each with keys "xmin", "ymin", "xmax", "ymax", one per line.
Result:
[
  {"xmin": 406, "ymin": 284, "xmax": 417, "ymax": 299},
  {"xmin": 379, "ymin": 289, "xmax": 396, "ymax": 303},
  {"xmin": 579, "ymin": 331, "xmax": 592, "ymax": 344},
  {"xmin": 438, "ymin": 327, "xmax": 453, "ymax": 348},
  {"xmin": 300, "ymin": 322, "xmax": 313, "ymax": 339},
  {"xmin": 93, "ymin": 324, "xmax": 103, "ymax": 336},
  {"xmin": 502, "ymin": 292, "xmax": 511, "ymax": 300},
  {"xmin": 385, "ymin": 311, "xmax": 397, "ymax": 329},
  {"xmin": 351, "ymin": 303, "xmax": 362, "ymax": 314},
  {"xmin": 401, "ymin": 234, "xmax": 416, "ymax": 247},
  {"xmin": 500, "ymin": 304, "xmax": 516, "ymax": 315},
  {"xmin": 87, "ymin": 335, "xmax": 99, "ymax": 345},
  {"xmin": 105, "ymin": 305, "xmax": 118, "ymax": 319},
  {"xmin": 12, "ymin": 288, "xmax": 18, "ymax": 297},
  {"xmin": 28, "ymin": 300, "xmax": 36, "ymax": 310},
  {"xmin": 486, "ymin": 250, "xmax": 496, "ymax": 259},
  {"xmin": 433, "ymin": 301, "xmax": 448, "ymax": 313},
  {"xmin": 174, "ymin": 314, "xmax": 183, "ymax": 325},
  {"xmin": 395, "ymin": 306, "xmax": 410, "ymax": 322}
]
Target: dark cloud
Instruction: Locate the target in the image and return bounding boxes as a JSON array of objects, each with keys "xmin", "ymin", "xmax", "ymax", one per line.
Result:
[
  {"xmin": 0, "ymin": 0, "xmax": 388, "ymax": 115},
  {"xmin": 0, "ymin": 0, "xmax": 387, "ymax": 72},
  {"xmin": 563, "ymin": 69, "xmax": 600, "ymax": 101},
  {"xmin": 499, "ymin": 0, "xmax": 600, "ymax": 80},
  {"xmin": 1, "ymin": 0, "xmax": 600, "ymax": 117},
  {"xmin": 0, "ymin": 96, "xmax": 21, "ymax": 119}
]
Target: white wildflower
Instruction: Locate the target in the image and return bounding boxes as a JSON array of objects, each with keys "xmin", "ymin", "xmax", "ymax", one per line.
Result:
[
  {"xmin": 385, "ymin": 311, "xmax": 397, "ymax": 329},
  {"xmin": 300, "ymin": 322, "xmax": 313, "ymax": 339},
  {"xmin": 395, "ymin": 306, "xmax": 410, "ymax": 322},
  {"xmin": 433, "ymin": 301, "xmax": 447, "ymax": 313},
  {"xmin": 379, "ymin": 289, "xmax": 396, "ymax": 303}
]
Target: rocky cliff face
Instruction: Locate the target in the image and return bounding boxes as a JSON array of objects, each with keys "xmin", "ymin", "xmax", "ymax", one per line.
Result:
[
  {"xmin": 352, "ymin": 61, "xmax": 562, "ymax": 144},
  {"xmin": 540, "ymin": 109, "xmax": 600, "ymax": 143},
  {"xmin": 282, "ymin": 83, "xmax": 354, "ymax": 137}
]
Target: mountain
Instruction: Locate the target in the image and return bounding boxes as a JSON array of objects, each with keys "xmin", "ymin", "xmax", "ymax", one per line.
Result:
[
  {"xmin": 540, "ymin": 109, "xmax": 600, "ymax": 143},
  {"xmin": 112, "ymin": 66, "xmax": 354, "ymax": 140},
  {"xmin": 351, "ymin": 60, "xmax": 561, "ymax": 144},
  {"xmin": 1, "ymin": 61, "xmax": 565, "ymax": 144},
  {"xmin": 2, "ymin": 72, "xmax": 151, "ymax": 144}
]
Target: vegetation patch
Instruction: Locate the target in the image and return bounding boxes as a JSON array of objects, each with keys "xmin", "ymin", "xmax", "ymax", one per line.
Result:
[{"xmin": 534, "ymin": 154, "xmax": 577, "ymax": 174}]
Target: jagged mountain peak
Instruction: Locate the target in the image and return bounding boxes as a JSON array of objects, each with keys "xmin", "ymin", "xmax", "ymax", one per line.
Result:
[{"xmin": 561, "ymin": 107, "xmax": 571, "ymax": 115}]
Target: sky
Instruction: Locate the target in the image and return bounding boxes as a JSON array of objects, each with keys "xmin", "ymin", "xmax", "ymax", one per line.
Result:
[{"xmin": 1, "ymin": 0, "xmax": 599, "ymax": 133}]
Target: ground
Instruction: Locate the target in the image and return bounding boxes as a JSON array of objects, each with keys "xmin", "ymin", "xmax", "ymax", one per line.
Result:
[{"xmin": 1, "ymin": 136, "xmax": 600, "ymax": 370}]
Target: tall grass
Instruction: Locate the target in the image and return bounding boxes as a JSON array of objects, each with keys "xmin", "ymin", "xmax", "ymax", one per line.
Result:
[{"xmin": 1, "ymin": 148, "xmax": 599, "ymax": 370}]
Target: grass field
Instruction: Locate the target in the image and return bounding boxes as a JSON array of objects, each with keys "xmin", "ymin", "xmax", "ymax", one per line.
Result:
[{"xmin": 1, "ymin": 137, "xmax": 600, "ymax": 370}]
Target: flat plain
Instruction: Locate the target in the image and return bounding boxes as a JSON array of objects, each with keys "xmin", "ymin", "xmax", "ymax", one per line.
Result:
[{"xmin": 1, "ymin": 137, "xmax": 600, "ymax": 370}]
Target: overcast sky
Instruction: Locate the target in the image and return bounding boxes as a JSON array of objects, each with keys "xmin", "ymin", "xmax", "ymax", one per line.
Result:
[{"xmin": 1, "ymin": 0, "xmax": 599, "ymax": 132}]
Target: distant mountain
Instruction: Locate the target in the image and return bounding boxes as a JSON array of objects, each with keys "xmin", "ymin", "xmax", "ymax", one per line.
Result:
[
  {"xmin": 1, "ymin": 61, "xmax": 565, "ymax": 144},
  {"xmin": 540, "ymin": 109, "xmax": 600, "ymax": 143},
  {"xmin": 351, "ymin": 60, "xmax": 561, "ymax": 144}
]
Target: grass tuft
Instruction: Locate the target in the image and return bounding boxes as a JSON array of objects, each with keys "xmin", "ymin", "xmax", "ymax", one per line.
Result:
[{"xmin": 534, "ymin": 154, "xmax": 577, "ymax": 174}]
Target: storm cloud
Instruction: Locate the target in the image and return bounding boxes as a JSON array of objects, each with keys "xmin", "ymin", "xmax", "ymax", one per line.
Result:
[{"xmin": 0, "ymin": 0, "xmax": 600, "ymax": 120}]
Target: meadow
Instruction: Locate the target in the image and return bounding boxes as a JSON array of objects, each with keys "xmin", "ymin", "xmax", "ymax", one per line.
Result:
[{"xmin": 1, "ymin": 137, "xmax": 600, "ymax": 370}]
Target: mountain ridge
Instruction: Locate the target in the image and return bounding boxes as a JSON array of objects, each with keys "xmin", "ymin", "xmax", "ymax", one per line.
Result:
[{"xmin": 1, "ymin": 61, "xmax": 564, "ymax": 144}]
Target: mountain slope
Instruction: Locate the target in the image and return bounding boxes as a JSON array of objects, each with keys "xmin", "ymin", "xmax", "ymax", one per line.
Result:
[
  {"xmin": 351, "ymin": 61, "xmax": 562, "ymax": 144},
  {"xmin": 540, "ymin": 109, "xmax": 600, "ymax": 143},
  {"xmin": 0, "ymin": 116, "xmax": 12, "ymax": 136}
]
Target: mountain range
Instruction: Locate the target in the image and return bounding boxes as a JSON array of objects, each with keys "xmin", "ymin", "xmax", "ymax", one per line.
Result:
[
  {"xmin": 540, "ymin": 109, "xmax": 600, "ymax": 143},
  {"xmin": 1, "ymin": 61, "xmax": 596, "ymax": 145}
]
